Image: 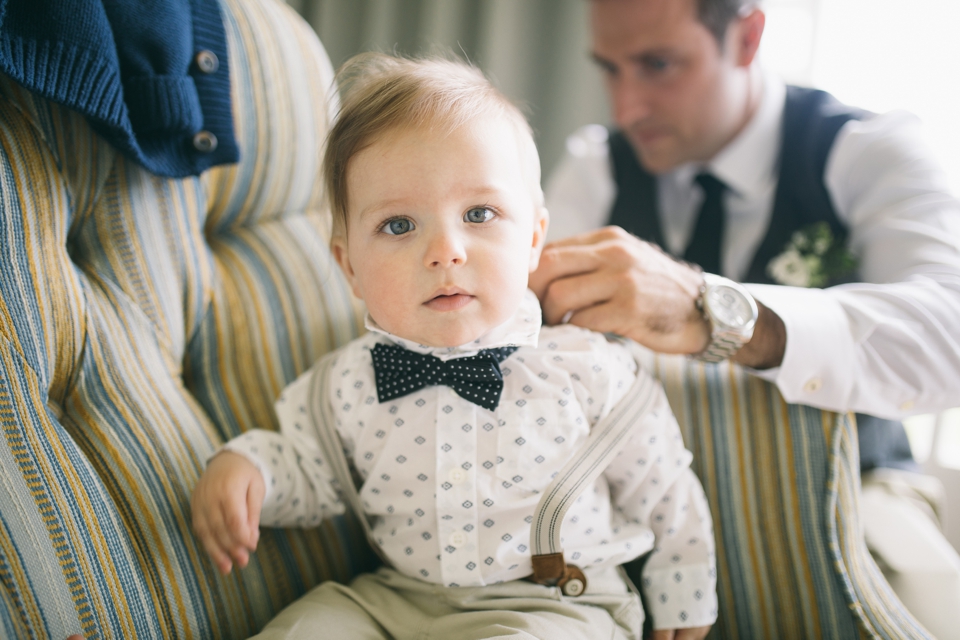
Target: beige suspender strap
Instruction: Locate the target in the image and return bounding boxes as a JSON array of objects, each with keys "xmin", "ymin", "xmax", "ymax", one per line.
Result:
[
  {"xmin": 529, "ymin": 346, "xmax": 661, "ymax": 596},
  {"xmin": 307, "ymin": 351, "xmax": 393, "ymax": 568}
]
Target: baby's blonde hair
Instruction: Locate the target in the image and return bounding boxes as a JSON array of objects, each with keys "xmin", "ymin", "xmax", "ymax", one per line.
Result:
[{"xmin": 323, "ymin": 52, "xmax": 542, "ymax": 235}]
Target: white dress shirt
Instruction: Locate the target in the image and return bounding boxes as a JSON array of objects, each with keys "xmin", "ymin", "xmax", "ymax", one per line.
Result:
[
  {"xmin": 545, "ymin": 73, "xmax": 960, "ymax": 420},
  {"xmin": 223, "ymin": 291, "xmax": 717, "ymax": 629}
]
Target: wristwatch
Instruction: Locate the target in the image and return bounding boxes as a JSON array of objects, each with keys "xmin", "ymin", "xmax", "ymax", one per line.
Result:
[{"xmin": 695, "ymin": 273, "xmax": 759, "ymax": 363}]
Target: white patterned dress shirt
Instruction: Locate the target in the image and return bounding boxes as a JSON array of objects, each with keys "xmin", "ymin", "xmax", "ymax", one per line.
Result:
[
  {"xmin": 546, "ymin": 71, "xmax": 960, "ymax": 420},
  {"xmin": 223, "ymin": 291, "xmax": 717, "ymax": 629}
]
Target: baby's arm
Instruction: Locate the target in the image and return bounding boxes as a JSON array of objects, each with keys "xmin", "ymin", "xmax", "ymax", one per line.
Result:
[
  {"xmin": 191, "ymin": 451, "xmax": 264, "ymax": 574},
  {"xmin": 602, "ymin": 372, "xmax": 717, "ymax": 634},
  {"xmin": 191, "ymin": 371, "xmax": 346, "ymax": 572}
]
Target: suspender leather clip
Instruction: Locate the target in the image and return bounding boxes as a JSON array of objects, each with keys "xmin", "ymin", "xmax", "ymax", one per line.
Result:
[{"xmin": 530, "ymin": 552, "xmax": 587, "ymax": 597}]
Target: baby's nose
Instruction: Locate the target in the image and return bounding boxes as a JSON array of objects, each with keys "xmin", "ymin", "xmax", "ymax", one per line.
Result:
[{"xmin": 425, "ymin": 231, "xmax": 467, "ymax": 267}]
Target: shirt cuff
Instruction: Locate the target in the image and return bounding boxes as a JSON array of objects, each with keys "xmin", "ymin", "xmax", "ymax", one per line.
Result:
[
  {"xmin": 220, "ymin": 430, "xmax": 290, "ymax": 505},
  {"xmin": 642, "ymin": 562, "xmax": 718, "ymax": 629},
  {"xmin": 744, "ymin": 284, "xmax": 856, "ymax": 412}
]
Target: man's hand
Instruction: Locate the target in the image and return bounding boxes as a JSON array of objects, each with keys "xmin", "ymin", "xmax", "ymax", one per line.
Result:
[
  {"xmin": 651, "ymin": 625, "xmax": 712, "ymax": 640},
  {"xmin": 529, "ymin": 227, "xmax": 710, "ymax": 354},
  {"xmin": 529, "ymin": 226, "xmax": 786, "ymax": 368},
  {"xmin": 191, "ymin": 451, "xmax": 265, "ymax": 575}
]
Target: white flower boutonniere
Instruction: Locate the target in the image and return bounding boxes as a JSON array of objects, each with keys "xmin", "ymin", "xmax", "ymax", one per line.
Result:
[{"xmin": 766, "ymin": 222, "xmax": 857, "ymax": 288}]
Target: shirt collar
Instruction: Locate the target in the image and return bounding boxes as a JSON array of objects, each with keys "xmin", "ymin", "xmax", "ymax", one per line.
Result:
[
  {"xmin": 364, "ymin": 289, "xmax": 542, "ymax": 360},
  {"xmin": 673, "ymin": 71, "xmax": 786, "ymax": 202}
]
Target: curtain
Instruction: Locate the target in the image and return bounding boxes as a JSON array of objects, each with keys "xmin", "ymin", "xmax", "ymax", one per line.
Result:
[{"xmin": 286, "ymin": 0, "xmax": 610, "ymax": 178}]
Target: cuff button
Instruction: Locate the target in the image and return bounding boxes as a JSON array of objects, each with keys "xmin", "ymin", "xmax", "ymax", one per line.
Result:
[{"xmin": 802, "ymin": 377, "xmax": 822, "ymax": 393}]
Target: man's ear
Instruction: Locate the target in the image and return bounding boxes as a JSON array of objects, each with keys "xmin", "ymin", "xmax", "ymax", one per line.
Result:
[
  {"xmin": 331, "ymin": 235, "xmax": 364, "ymax": 301},
  {"xmin": 528, "ymin": 206, "xmax": 550, "ymax": 273},
  {"xmin": 733, "ymin": 8, "xmax": 765, "ymax": 67}
]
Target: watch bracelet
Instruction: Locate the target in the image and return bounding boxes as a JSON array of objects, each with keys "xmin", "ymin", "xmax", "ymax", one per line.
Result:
[{"xmin": 696, "ymin": 331, "xmax": 745, "ymax": 363}]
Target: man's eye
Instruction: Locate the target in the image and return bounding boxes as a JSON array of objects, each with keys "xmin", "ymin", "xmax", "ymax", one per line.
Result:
[
  {"xmin": 642, "ymin": 56, "xmax": 671, "ymax": 74},
  {"xmin": 383, "ymin": 218, "xmax": 414, "ymax": 235},
  {"xmin": 464, "ymin": 207, "xmax": 494, "ymax": 224}
]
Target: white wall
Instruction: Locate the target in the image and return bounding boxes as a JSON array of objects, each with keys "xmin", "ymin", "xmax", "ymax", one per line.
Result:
[{"xmin": 761, "ymin": 0, "xmax": 960, "ymax": 195}]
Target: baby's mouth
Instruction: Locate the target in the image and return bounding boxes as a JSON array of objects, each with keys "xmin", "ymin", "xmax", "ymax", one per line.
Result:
[{"xmin": 424, "ymin": 291, "xmax": 475, "ymax": 312}]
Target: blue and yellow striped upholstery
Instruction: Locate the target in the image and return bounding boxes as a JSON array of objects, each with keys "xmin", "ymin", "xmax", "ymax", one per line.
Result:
[
  {"xmin": 646, "ymin": 355, "xmax": 931, "ymax": 638},
  {"xmin": 0, "ymin": 0, "xmax": 930, "ymax": 637},
  {"xmin": 0, "ymin": 0, "xmax": 378, "ymax": 637}
]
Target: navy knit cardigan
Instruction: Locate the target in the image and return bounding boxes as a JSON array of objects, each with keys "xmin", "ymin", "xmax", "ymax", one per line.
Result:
[{"xmin": 0, "ymin": 0, "xmax": 239, "ymax": 177}]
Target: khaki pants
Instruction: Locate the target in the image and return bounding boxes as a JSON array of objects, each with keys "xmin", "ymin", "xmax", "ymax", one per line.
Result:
[{"xmin": 251, "ymin": 566, "xmax": 643, "ymax": 640}]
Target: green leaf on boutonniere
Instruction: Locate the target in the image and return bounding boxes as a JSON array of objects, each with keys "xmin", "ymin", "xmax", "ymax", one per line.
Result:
[{"xmin": 767, "ymin": 222, "xmax": 857, "ymax": 288}]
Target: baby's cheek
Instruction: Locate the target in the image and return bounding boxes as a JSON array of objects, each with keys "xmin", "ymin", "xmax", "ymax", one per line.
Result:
[
  {"xmin": 486, "ymin": 272, "xmax": 528, "ymax": 323},
  {"xmin": 364, "ymin": 291, "xmax": 405, "ymax": 331}
]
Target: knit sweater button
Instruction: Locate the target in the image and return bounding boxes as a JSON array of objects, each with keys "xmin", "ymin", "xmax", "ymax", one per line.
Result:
[
  {"xmin": 194, "ymin": 50, "xmax": 220, "ymax": 74},
  {"xmin": 192, "ymin": 131, "xmax": 218, "ymax": 153}
]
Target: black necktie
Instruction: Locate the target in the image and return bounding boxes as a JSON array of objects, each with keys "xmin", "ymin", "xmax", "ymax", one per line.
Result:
[
  {"xmin": 370, "ymin": 343, "xmax": 518, "ymax": 411},
  {"xmin": 683, "ymin": 173, "xmax": 727, "ymax": 275}
]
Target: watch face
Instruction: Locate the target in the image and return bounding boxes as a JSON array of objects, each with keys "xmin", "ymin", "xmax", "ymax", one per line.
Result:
[{"xmin": 706, "ymin": 285, "xmax": 754, "ymax": 329}]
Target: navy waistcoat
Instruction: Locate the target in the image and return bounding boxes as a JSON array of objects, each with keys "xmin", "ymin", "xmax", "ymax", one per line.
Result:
[{"xmin": 606, "ymin": 86, "xmax": 915, "ymax": 473}]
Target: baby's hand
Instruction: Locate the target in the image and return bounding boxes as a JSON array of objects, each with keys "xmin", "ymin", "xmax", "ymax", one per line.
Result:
[
  {"xmin": 651, "ymin": 625, "xmax": 711, "ymax": 640},
  {"xmin": 191, "ymin": 451, "xmax": 265, "ymax": 575}
]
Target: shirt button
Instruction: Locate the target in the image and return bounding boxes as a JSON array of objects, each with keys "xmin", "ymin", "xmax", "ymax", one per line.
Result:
[
  {"xmin": 899, "ymin": 399, "xmax": 915, "ymax": 412},
  {"xmin": 803, "ymin": 377, "xmax": 822, "ymax": 393},
  {"xmin": 449, "ymin": 468, "xmax": 466, "ymax": 484},
  {"xmin": 192, "ymin": 130, "xmax": 218, "ymax": 153},
  {"xmin": 449, "ymin": 531, "xmax": 467, "ymax": 547},
  {"xmin": 194, "ymin": 49, "xmax": 220, "ymax": 74}
]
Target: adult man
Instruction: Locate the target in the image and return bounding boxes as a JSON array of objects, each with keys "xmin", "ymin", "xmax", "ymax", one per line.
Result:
[{"xmin": 531, "ymin": 0, "xmax": 960, "ymax": 637}]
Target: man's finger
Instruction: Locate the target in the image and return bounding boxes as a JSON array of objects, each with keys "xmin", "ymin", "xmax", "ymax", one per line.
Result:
[
  {"xmin": 529, "ymin": 243, "xmax": 605, "ymax": 299},
  {"xmin": 539, "ymin": 267, "xmax": 627, "ymax": 326},
  {"xmin": 564, "ymin": 300, "xmax": 629, "ymax": 337},
  {"xmin": 541, "ymin": 225, "xmax": 629, "ymax": 249},
  {"xmin": 651, "ymin": 630, "xmax": 676, "ymax": 640}
]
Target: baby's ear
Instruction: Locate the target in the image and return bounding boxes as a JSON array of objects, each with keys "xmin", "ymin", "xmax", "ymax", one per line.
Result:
[
  {"xmin": 529, "ymin": 205, "xmax": 550, "ymax": 272},
  {"xmin": 331, "ymin": 235, "xmax": 364, "ymax": 301}
]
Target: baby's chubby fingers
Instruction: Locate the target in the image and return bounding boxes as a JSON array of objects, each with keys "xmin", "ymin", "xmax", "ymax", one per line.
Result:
[
  {"xmin": 191, "ymin": 451, "xmax": 265, "ymax": 574},
  {"xmin": 192, "ymin": 501, "xmax": 237, "ymax": 574},
  {"xmin": 213, "ymin": 502, "xmax": 252, "ymax": 570},
  {"xmin": 247, "ymin": 474, "xmax": 264, "ymax": 547}
]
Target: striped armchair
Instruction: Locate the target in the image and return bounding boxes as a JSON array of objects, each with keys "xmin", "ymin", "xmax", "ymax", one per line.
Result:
[{"xmin": 0, "ymin": 0, "xmax": 931, "ymax": 637}]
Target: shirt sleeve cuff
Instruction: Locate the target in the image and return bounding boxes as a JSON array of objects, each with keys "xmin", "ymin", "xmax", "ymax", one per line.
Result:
[
  {"xmin": 219, "ymin": 430, "xmax": 290, "ymax": 505},
  {"xmin": 642, "ymin": 562, "xmax": 718, "ymax": 629},
  {"xmin": 743, "ymin": 283, "xmax": 856, "ymax": 412}
]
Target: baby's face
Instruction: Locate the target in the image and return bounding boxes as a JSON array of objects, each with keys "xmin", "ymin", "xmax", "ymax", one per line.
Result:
[{"xmin": 332, "ymin": 116, "xmax": 548, "ymax": 348}]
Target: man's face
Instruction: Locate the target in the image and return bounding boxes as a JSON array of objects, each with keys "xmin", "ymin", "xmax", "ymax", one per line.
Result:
[
  {"xmin": 591, "ymin": 0, "xmax": 753, "ymax": 173},
  {"xmin": 332, "ymin": 116, "xmax": 548, "ymax": 348}
]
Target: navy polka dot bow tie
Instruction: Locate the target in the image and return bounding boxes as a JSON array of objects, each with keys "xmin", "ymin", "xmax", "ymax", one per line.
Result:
[{"xmin": 370, "ymin": 343, "xmax": 518, "ymax": 411}]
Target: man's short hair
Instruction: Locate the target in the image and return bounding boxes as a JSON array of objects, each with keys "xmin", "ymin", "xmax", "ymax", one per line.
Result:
[
  {"xmin": 323, "ymin": 52, "xmax": 540, "ymax": 235},
  {"xmin": 697, "ymin": 0, "xmax": 757, "ymax": 43}
]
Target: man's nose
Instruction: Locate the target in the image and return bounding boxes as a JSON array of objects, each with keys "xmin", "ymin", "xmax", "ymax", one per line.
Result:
[
  {"xmin": 610, "ymin": 75, "xmax": 652, "ymax": 130},
  {"xmin": 424, "ymin": 228, "xmax": 467, "ymax": 268}
]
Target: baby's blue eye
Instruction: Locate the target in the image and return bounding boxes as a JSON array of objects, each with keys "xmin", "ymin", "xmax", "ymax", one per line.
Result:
[
  {"xmin": 464, "ymin": 207, "xmax": 494, "ymax": 223},
  {"xmin": 383, "ymin": 218, "xmax": 414, "ymax": 235}
]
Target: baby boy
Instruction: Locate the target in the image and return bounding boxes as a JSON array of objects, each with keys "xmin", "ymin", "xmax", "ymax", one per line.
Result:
[{"xmin": 192, "ymin": 52, "xmax": 716, "ymax": 640}]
